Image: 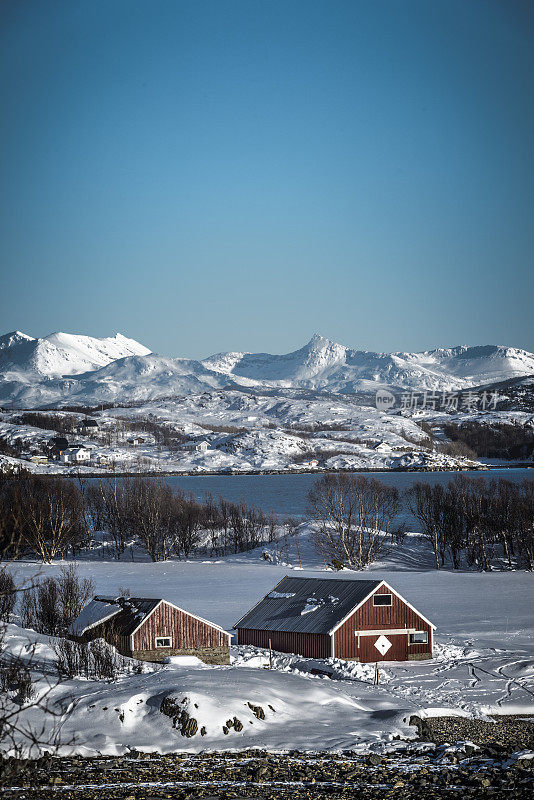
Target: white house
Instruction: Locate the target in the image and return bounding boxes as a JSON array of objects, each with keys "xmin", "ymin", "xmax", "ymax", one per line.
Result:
[
  {"xmin": 371, "ymin": 442, "xmax": 391, "ymax": 453},
  {"xmin": 180, "ymin": 440, "xmax": 210, "ymax": 452},
  {"xmin": 60, "ymin": 446, "xmax": 92, "ymax": 464}
]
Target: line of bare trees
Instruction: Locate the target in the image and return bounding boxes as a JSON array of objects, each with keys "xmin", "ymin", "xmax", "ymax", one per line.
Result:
[
  {"xmin": 0, "ymin": 471, "xmax": 283, "ymax": 563},
  {"xmin": 86, "ymin": 479, "xmax": 282, "ymax": 560},
  {"xmin": 308, "ymin": 473, "xmax": 534, "ymax": 572},
  {"xmin": 407, "ymin": 477, "xmax": 534, "ymax": 571}
]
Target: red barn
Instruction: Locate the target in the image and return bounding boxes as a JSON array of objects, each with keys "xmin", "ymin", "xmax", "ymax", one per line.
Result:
[
  {"xmin": 70, "ymin": 596, "xmax": 231, "ymax": 664},
  {"xmin": 235, "ymin": 577, "xmax": 435, "ymax": 663}
]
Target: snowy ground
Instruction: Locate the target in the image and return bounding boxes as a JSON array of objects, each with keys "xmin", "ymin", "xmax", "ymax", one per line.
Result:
[{"xmin": 4, "ymin": 530, "xmax": 533, "ymax": 756}]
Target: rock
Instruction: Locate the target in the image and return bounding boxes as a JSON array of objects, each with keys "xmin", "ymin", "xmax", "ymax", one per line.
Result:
[
  {"xmin": 367, "ymin": 754, "xmax": 382, "ymax": 766},
  {"xmin": 248, "ymin": 702, "xmax": 265, "ymax": 720},
  {"xmin": 181, "ymin": 716, "xmax": 198, "ymax": 738},
  {"xmin": 233, "ymin": 717, "xmax": 243, "ymax": 732}
]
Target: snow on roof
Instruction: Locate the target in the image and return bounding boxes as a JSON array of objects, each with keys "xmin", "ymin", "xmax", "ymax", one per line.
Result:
[
  {"xmin": 69, "ymin": 598, "xmax": 122, "ymax": 636},
  {"xmin": 235, "ymin": 576, "xmax": 381, "ymax": 635}
]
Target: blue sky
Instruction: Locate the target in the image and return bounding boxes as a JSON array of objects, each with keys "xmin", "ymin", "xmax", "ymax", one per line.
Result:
[{"xmin": 1, "ymin": 0, "xmax": 533, "ymax": 358}]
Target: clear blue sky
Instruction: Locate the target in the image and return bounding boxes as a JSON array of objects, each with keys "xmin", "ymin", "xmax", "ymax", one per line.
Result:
[{"xmin": 1, "ymin": 0, "xmax": 533, "ymax": 358}]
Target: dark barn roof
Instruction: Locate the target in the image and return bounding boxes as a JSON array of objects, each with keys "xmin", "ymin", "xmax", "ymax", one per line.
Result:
[
  {"xmin": 235, "ymin": 576, "xmax": 381, "ymax": 635},
  {"xmin": 70, "ymin": 596, "xmax": 160, "ymax": 637},
  {"xmin": 70, "ymin": 595, "xmax": 230, "ymax": 639},
  {"xmin": 96, "ymin": 596, "xmax": 160, "ymax": 636}
]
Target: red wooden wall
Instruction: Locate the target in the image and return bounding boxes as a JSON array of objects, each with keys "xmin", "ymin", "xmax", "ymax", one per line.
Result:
[
  {"xmin": 238, "ymin": 628, "xmax": 331, "ymax": 659},
  {"xmin": 334, "ymin": 585, "xmax": 432, "ymax": 661},
  {"xmin": 133, "ymin": 601, "xmax": 228, "ymax": 652}
]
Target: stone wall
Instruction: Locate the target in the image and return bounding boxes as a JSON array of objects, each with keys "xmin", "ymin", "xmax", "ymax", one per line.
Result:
[{"xmin": 131, "ymin": 646, "xmax": 230, "ymax": 665}]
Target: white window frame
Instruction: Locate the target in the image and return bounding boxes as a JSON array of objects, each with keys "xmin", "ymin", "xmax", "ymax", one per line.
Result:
[
  {"xmin": 409, "ymin": 631, "xmax": 428, "ymax": 645},
  {"xmin": 373, "ymin": 593, "xmax": 392, "ymax": 607},
  {"xmin": 155, "ymin": 636, "xmax": 172, "ymax": 648}
]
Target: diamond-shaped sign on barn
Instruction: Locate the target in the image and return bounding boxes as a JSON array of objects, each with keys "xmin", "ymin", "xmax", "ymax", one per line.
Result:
[{"xmin": 374, "ymin": 635, "xmax": 392, "ymax": 656}]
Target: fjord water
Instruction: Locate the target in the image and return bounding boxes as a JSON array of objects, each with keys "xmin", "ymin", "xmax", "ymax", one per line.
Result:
[{"xmin": 162, "ymin": 468, "xmax": 533, "ymax": 518}]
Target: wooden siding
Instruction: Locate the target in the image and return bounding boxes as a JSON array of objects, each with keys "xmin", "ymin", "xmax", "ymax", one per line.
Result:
[
  {"xmin": 238, "ymin": 628, "xmax": 331, "ymax": 659},
  {"xmin": 334, "ymin": 585, "xmax": 432, "ymax": 662},
  {"xmin": 133, "ymin": 602, "xmax": 229, "ymax": 653}
]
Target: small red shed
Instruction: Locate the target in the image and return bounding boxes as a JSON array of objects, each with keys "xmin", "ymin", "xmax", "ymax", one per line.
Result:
[
  {"xmin": 70, "ymin": 596, "xmax": 231, "ymax": 664},
  {"xmin": 235, "ymin": 577, "xmax": 435, "ymax": 663}
]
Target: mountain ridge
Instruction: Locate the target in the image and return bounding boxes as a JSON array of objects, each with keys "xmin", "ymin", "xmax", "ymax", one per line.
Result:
[{"xmin": 0, "ymin": 330, "xmax": 533, "ymax": 408}]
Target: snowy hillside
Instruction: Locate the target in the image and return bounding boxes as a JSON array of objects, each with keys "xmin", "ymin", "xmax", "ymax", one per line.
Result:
[{"xmin": 1, "ymin": 329, "xmax": 533, "ymax": 408}]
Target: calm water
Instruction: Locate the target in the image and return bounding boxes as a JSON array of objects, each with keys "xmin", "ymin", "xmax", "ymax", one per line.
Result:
[{"xmin": 160, "ymin": 468, "xmax": 534, "ymax": 518}]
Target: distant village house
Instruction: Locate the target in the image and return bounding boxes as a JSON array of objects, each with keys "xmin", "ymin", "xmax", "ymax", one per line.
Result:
[
  {"xmin": 60, "ymin": 445, "xmax": 92, "ymax": 464},
  {"xmin": 74, "ymin": 419, "xmax": 99, "ymax": 435},
  {"xmin": 127, "ymin": 436, "xmax": 145, "ymax": 446},
  {"xmin": 371, "ymin": 442, "xmax": 391, "ymax": 453},
  {"xmin": 180, "ymin": 440, "xmax": 210, "ymax": 452},
  {"xmin": 29, "ymin": 455, "xmax": 48, "ymax": 465}
]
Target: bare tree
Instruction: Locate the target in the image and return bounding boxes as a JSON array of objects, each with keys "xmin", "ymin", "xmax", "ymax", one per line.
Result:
[
  {"xmin": 15, "ymin": 475, "xmax": 87, "ymax": 563},
  {"xmin": 307, "ymin": 474, "xmax": 401, "ymax": 569}
]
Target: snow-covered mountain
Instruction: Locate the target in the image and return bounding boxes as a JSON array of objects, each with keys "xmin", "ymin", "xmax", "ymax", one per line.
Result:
[
  {"xmin": 0, "ymin": 331, "xmax": 151, "ymax": 381},
  {"xmin": 0, "ymin": 330, "xmax": 533, "ymax": 408},
  {"xmin": 204, "ymin": 334, "xmax": 534, "ymax": 393},
  {"xmin": 0, "ymin": 331, "xmax": 34, "ymax": 351}
]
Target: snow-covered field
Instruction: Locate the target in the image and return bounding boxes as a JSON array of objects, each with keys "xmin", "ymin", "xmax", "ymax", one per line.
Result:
[{"xmin": 5, "ymin": 530, "xmax": 533, "ymax": 756}]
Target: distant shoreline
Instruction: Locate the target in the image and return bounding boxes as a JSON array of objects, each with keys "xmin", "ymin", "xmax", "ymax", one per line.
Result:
[{"xmin": 31, "ymin": 463, "xmax": 534, "ymax": 479}]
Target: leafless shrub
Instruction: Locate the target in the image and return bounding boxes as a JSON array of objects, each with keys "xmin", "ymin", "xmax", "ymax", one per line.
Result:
[
  {"xmin": 54, "ymin": 638, "xmax": 132, "ymax": 682},
  {"xmin": 20, "ymin": 566, "xmax": 94, "ymax": 636},
  {"xmin": 444, "ymin": 420, "xmax": 534, "ymax": 460},
  {"xmin": 197, "ymin": 423, "xmax": 247, "ymax": 434},
  {"xmin": 400, "ymin": 427, "xmax": 433, "ymax": 449},
  {"xmin": 407, "ymin": 477, "xmax": 534, "ymax": 571},
  {"xmin": 11, "ymin": 412, "xmax": 75, "ymax": 435},
  {"xmin": 0, "ymin": 571, "xmax": 16, "ymax": 622}
]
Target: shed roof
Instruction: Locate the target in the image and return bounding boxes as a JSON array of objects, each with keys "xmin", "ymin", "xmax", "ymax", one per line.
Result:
[
  {"xmin": 70, "ymin": 596, "xmax": 160, "ymax": 636},
  {"xmin": 70, "ymin": 596, "xmax": 230, "ymax": 638},
  {"xmin": 234, "ymin": 576, "xmax": 381, "ymax": 635}
]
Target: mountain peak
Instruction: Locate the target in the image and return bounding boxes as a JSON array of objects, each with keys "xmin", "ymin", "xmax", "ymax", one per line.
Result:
[{"xmin": 0, "ymin": 330, "xmax": 35, "ymax": 351}]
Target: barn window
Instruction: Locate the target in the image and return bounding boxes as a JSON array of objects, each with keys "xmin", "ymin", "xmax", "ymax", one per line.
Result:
[
  {"xmin": 373, "ymin": 593, "xmax": 392, "ymax": 607},
  {"xmin": 155, "ymin": 636, "xmax": 172, "ymax": 648},
  {"xmin": 409, "ymin": 631, "xmax": 428, "ymax": 644}
]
